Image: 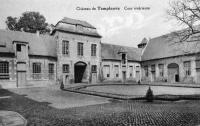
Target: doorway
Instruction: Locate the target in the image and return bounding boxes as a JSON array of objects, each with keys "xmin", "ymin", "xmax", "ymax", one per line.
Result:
[
  {"xmin": 168, "ymin": 63, "xmax": 179, "ymax": 83},
  {"xmin": 122, "ymin": 71, "xmax": 126, "ymax": 83},
  {"xmin": 74, "ymin": 62, "xmax": 87, "ymax": 83},
  {"xmin": 17, "ymin": 71, "xmax": 26, "ymax": 87}
]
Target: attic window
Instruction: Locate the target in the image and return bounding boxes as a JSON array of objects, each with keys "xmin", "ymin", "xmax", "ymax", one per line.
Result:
[
  {"xmin": 16, "ymin": 44, "xmax": 21, "ymax": 52},
  {"xmin": 122, "ymin": 53, "xmax": 126, "ymax": 64}
]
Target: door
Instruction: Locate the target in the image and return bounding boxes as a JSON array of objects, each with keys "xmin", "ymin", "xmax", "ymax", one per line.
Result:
[
  {"xmin": 122, "ymin": 71, "xmax": 126, "ymax": 83},
  {"xmin": 17, "ymin": 71, "xmax": 26, "ymax": 87}
]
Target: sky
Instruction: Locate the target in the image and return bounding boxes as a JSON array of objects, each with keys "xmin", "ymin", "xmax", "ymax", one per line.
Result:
[{"xmin": 0, "ymin": 0, "xmax": 181, "ymax": 47}]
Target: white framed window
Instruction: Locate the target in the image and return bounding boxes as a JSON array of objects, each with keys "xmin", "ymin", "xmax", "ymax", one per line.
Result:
[
  {"xmin": 32, "ymin": 62, "xmax": 42, "ymax": 79},
  {"xmin": 103, "ymin": 65, "xmax": 110, "ymax": 78},
  {"xmin": 62, "ymin": 40, "xmax": 69, "ymax": 55},
  {"xmin": 0, "ymin": 61, "xmax": 9, "ymax": 80},
  {"xmin": 63, "ymin": 64, "xmax": 69, "ymax": 73},
  {"xmin": 91, "ymin": 65, "xmax": 97, "ymax": 73},
  {"xmin": 158, "ymin": 64, "xmax": 164, "ymax": 77},
  {"xmin": 48, "ymin": 63, "xmax": 54, "ymax": 80},
  {"xmin": 78, "ymin": 42, "xmax": 84, "ymax": 56},
  {"xmin": 184, "ymin": 61, "xmax": 191, "ymax": 76},
  {"xmin": 91, "ymin": 44, "xmax": 97, "ymax": 56},
  {"xmin": 114, "ymin": 65, "xmax": 119, "ymax": 78},
  {"xmin": 144, "ymin": 66, "xmax": 148, "ymax": 77}
]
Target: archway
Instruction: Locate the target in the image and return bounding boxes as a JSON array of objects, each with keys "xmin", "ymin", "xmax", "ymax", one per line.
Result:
[
  {"xmin": 167, "ymin": 63, "xmax": 179, "ymax": 83},
  {"xmin": 74, "ymin": 61, "xmax": 87, "ymax": 83}
]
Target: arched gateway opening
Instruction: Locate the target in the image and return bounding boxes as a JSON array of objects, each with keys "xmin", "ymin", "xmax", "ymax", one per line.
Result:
[
  {"xmin": 74, "ymin": 61, "xmax": 87, "ymax": 83},
  {"xmin": 168, "ymin": 63, "xmax": 179, "ymax": 83}
]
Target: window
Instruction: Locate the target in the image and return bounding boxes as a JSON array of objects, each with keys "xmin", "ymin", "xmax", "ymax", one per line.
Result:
[
  {"xmin": 63, "ymin": 64, "xmax": 69, "ymax": 73},
  {"xmin": 122, "ymin": 53, "xmax": 126, "ymax": 64},
  {"xmin": 48, "ymin": 63, "xmax": 54, "ymax": 74},
  {"xmin": 91, "ymin": 44, "xmax": 97, "ymax": 56},
  {"xmin": 184, "ymin": 61, "xmax": 191, "ymax": 76},
  {"xmin": 16, "ymin": 44, "xmax": 21, "ymax": 52},
  {"xmin": 33, "ymin": 63, "xmax": 41, "ymax": 73},
  {"xmin": 114, "ymin": 65, "xmax": 119, "ymax": 78},
  {"xmin": 0, "ymin": 62, "xmax": 9, "ymax": 80},
  {"xmin": 103, "ymin": 65, "xmax": 110, "ymax": 78},
  {"xmin": 144, "ymin": 66, "xmax": 148, "ymax": 77},
  {"xmin": 48, "ymin": 63, "xmax": 54, "ymax": 80},
  {"xmin": 91, "ymin": 65, "xmax": 97, "ymax": 73},
  {"xmin": 32, "ymin": 62, "xmax": 42, "ymax": 79},
  {"xmin": 151, "ymin": 65, "xmax": 155, "ymax": 72},
  {"xmin": 158, "ymin": 64, "xmax": 164, "ymax": 77},
  {"xmin": 136, "ymin": 66, "xmax": 140, "ymax": 72},
  {"xmin": 62, "ymin": 40, "xmax": 69, "ymax": 55},
  {"xmin": 77, "ymin": 42, "xmax": 83, "ymax": 56},
  {"xmin": 129, "ymin": 66, "xmax": 133, "ymax": 77},
  {"xmin": 196, "ymin": 60, "xmax": 200, "ymax": 69}
]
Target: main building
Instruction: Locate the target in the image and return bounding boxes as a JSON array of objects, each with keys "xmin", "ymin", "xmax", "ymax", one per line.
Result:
[{"xmin": 0, "ymin": 17, "xmax": 200, "ymax": 88}]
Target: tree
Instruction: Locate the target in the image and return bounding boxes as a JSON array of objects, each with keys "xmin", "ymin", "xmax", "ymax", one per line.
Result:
[
  {"xmin": 5, "ymin": 11, "xmax": 50, "ymax": 34},
  {"xmin": 167, "ymin": 0, "xmax": 200, "ymax": 42}
]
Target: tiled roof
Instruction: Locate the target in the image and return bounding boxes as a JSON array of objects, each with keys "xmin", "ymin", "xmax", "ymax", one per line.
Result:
[
  {"xmin": 0, "ymin": 29, "xmax": 56, "ymax": 57},
  {"xmin": 59, "ymin": 17, "xmax": 96, "ymax": 29},
  {"xmin": 101, "ymin": 43, "xmax": 142, "ymax": 61},
  {"xmin": 142, "ymin": 32, "xmax": 200, "ymax": 61},
  {"xmin": 54, "ymin": 17, "xmax": 101, "ymax": 37}
]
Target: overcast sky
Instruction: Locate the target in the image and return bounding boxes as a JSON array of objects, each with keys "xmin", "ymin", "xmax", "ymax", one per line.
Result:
[{"xmin": 0, "ymin": 0, "xmax": 181, "ymax": 47}]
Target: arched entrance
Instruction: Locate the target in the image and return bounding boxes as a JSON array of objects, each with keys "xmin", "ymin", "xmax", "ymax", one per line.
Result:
[
  {"xmin": 74, "ymin": 61, "xmax": 87, "ymax": 83},
  {"xmin": 167, "ymin": 63, "xmax": 179, "ymax": 83}
]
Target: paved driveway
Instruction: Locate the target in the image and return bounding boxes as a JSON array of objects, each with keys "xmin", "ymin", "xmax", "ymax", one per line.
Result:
[{"xmin": 9, "ymin": 86, "xmax": 110, "ymax": 109}]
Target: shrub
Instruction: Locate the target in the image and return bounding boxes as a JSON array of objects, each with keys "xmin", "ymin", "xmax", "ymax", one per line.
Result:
[
  {"xmin": 145, "ymin": 86, "xmax": 154, "ymax": 102},
  {"xmin": 60, "ymin": 81, "xmax": 64, "ymax": 90}
]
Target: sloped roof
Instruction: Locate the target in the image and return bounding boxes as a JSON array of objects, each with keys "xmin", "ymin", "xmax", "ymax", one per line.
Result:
[
  {"xmin": 59, "ymin": 17, "xmax": 96, "ymax": 29},
  {"xmin": 0, "ymin": 29, "xmax": 56, "ymax": 57},
  {"xmin": 101, "ymin": 43, "xmax": 142, "ymax": 61},
  {"xmin": 54, "ymin": 17, "xmax": 101, "ymax": 37},
  {"xmin": 142, "ymin": 32, "xmax": 200, "ymax": 61}
]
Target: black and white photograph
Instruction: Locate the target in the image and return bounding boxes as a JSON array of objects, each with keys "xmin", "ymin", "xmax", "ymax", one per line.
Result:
[{"xmin": 1, "ymin": 0, "xmax": 200, "ymax": 125}]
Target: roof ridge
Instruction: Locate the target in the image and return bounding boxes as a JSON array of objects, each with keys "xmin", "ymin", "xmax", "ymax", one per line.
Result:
[{"xmin": 102, "ymin": 42, "xmax": 139, "ymax": 49}]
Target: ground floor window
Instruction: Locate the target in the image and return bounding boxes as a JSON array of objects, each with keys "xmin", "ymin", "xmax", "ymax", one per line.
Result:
[
  {"xmin": 103, "ymin": 65, "xmax": 110, "ymax": 78},
  {"xmin": 0, "ymin": 61, "xmax": 9, "ymax": 80},
  {"xmin": 129, "ymin": 66, "xmax": 133, "ymax": 77},
  {"xmin": 114, "ymin": 65, "xmax": 119, "ymax": 78},
  {"xmin": 158, "ymin": 64, "xmax": 164, "ymax": 77},
  {"xmin": 184, "ymin": 61, "xmax": 191, "ymax": 76},
  {"xmin": 91, "ymin": 65, "xmax": 97, "ymax": 73},
  {"xmin": 32, "ymin": 62, "xmax": 42, "ymax": 79},
  {"xmin": 63, "ymin": 64, "xmax": 69, "ymax": 73},
  {"xmin": 48, "ymin": 63, "xmax": 54, "ymax": 80},
  {"xmin": 144, "ymin": 66, "xmax": 148, "ymax": 77}
]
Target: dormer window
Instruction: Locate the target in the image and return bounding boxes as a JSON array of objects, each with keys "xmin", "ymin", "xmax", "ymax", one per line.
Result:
[
  {"xmin": 122, "ymin": 53, "xmax": 126, "ymax": 64},
  {"xmin": 16, "ymin": 44, "xmax": 21, "ymax": 52}
]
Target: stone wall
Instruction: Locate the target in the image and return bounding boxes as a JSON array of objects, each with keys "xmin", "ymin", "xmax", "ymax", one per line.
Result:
[
  {"xmin": 141, "ymin": 54, "xmax": 200, "ymax": 84},
  {"xmin": 55, "ymin": 31, "xmax": 101, "ymax": 84}
]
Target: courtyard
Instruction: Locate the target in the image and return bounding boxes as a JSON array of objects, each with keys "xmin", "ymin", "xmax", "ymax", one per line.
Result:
[{"xmin": 1, "ymin": 84, "xmax": 200, "ymax": 125}]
